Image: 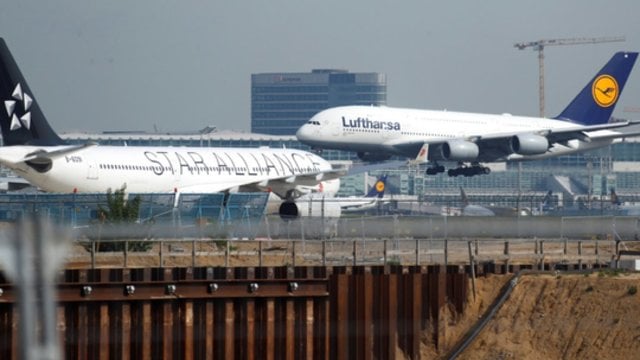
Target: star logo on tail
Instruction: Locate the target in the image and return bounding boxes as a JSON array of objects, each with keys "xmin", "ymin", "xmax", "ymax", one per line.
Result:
[{"xmin": 4, "ymin": 83, "xmax": 32, "ymax": 131}]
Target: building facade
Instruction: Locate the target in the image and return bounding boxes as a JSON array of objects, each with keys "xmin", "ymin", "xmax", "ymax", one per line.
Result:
[{"xmin": 251, "ymin": 69, "xmax": 386, "ymax": 135}]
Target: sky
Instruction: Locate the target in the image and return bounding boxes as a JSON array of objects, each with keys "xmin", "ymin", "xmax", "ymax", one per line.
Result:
[{"xmin": 1, "ymin": 1, "xmax": 640, "ymax": 134}]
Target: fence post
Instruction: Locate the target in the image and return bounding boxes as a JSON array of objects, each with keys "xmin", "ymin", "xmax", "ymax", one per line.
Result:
[
  {"xmin": 578, "ymin": 241, "xmax": 583, "ymax": 270},
  {"xmin": 468, "ymin": 241, "xmax": 476, "ymax": 301},
  {"xmin": 415, "ymin": 238, "xmax": 420, "ymax": 266},
  {"xmin": 225, "ymin": 240, "xmax": 229, "ymax": 267},
  {"xmin": 124, "ymin": 240, "xmax": 128, "ymax": 268},
  {"xmin": 258, "ymin": 241, "xmax": 263, "ymax": 268},
  {"xmin": 595, "ymin": 240, "xmax": 599, "ymax": 266},
  {"xmin": 192, "ymin": 239, "xmax": 196, "ymax": 268},
  {"xmin": 292, "ymin": 241, "xmax": 296, "ymax": 267},
  {"xmin": 504, "ymin": 241, "xmax": 510, "ymax": 272},
  {"xmin": 539, "ymin": 240, "xmax": 545, "ymax": 270},
  {"xmin": 353, "ymin": 240, "xmax": 357, "ymax": 266},
  {"xmin": 383, "ymin": 239, "xmax": 388, "ymax": 265},
  {"xmin": 444, "ymin": 238, "xmax": 448, "ymax": 266},
  {"xmin": 159, "ymin": 239, "xmax": 164, "ymax": 268},
  {"xmin": 322, "ymin": 241, "xmax": 326, "ymax": 267},
  {"xmin": 91, "ymin": 240, "xmax": 96, "ymax": 269}
]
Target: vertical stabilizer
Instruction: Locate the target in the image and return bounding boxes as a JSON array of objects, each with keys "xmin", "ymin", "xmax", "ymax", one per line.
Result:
[
  {"xmin": 366, "ymin": 175, "xmax": 387, "ymax": 198},
  {"xmin": 0, "ymin": 38, "xmax": 66, "ymax": 145},
  {"xmin": 555, "ymin": 52, "xmax": 638, "ymax": 125}
]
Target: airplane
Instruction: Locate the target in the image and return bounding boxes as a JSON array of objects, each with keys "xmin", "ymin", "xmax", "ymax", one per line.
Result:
[
  {"xmin": 0, "ymin": 38, "xmax": 346, "ymax": 218},
  {"xmin": 297, "ymin": 52, "xmax": 640, "ymax": 177},
  {"xmin": 459, "ymin": 187, "xmax": 530, "ymax": 216},
  {"xmin": 339, "ymin": 174, "xmax": 387, "ymax": 212},
  {"xmin": 272, "ymin": 174, "xmax": 388, "ymax": 218}
]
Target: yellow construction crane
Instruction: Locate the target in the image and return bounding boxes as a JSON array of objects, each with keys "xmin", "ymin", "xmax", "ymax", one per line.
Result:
[{"xmin": 514, "ymin": 36, "xmax": 625, "ymax": 117}]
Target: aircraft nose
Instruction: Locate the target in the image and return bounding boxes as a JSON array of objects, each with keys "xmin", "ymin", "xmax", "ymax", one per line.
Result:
[{"xmin": 296, "ymin": 124, "xmax": 311, "ymax": 141}]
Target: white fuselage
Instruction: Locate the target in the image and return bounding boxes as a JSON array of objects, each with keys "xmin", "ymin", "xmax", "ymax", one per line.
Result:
[
  {"xmin": 297, "ymin": 106, "xmax": 616, "ymax": 161},
  {"xmin": 0, "ymin": 145, "xmax": 333, "ymax": 194}
]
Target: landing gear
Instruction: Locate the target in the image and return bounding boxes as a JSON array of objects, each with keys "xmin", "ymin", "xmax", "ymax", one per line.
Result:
[
  {"xmin": 425, "ymin": 164, "xmax": 445, "ymax": 175},
  {"xmin": 447, "ymin": 163, "xmax": 491, "ymax": 177}
]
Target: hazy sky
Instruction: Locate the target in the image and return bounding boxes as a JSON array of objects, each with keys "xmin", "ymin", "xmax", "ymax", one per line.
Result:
[{"xmin": 1, "ymin": 1, "xmax": 639, "ymax": 133}]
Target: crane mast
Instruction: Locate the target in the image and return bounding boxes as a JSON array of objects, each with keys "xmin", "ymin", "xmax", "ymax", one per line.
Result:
[{"xmin": 514, "ymin": 36, "xmax": 626, "ymax": 117}]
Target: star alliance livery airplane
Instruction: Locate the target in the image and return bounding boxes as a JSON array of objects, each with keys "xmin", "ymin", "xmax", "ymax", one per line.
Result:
[
  {"xmin": 0, "ymin": 38, "xmax": 345, "ymax": 218},
  {"xmin": 297, "ymin": 52, "xmax": 639, "ymax": 177}
]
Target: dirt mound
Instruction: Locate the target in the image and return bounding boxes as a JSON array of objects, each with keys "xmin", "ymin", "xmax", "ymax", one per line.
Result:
[{"xmin": 457, "ymin": 272, "xmax": 640, "ymax": 359}]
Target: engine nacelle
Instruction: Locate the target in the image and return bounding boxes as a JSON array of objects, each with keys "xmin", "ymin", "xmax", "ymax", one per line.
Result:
[
  {"xmin": 510, "ymin": 134, "xmax": 549, "ymax": 155},
  {"xmin": 357, "ymin": 152, "xmax": 392, "ymax": 162},
  {"xmin": 441, "ymin": 140, "xmax": 479, "ymax": 161},
  {"xmin": 278, "ymin": 199, "xmax": 342, "ymax": 220}
]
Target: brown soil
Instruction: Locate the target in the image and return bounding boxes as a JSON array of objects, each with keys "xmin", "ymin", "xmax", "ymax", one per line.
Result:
[{"xmin": 450, "ymin": 272, "xmax": 640, "ymax": 360}]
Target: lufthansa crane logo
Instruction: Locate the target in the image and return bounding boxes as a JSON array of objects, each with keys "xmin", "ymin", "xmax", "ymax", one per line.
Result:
[
  {"xmin": 592, "ymin": 75, "xmax": 619, "ymax": 108},
  {"xmin": 375, "ymin": 180, "xmax": 385, "ymax": 193},
  {"xmin": 3, "ymin": 83, "xmax": 32, "ymax": 131}
]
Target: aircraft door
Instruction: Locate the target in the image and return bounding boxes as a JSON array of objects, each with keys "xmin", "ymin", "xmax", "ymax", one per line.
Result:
[{"xmin": 87, "ymin": 159, "xmax": 98, "ymax": 180}]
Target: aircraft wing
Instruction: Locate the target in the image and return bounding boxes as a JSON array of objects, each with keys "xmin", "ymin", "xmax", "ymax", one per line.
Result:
[
  {"xmin": 238, "ymin": 168, "xmax": 348, "ymax": 199},
  {"xmin": 0, "ymin": 143, "xmax": 97, "ymax": 168},
  {"xmin": 384, "ymin": 120, "xmax": 639, "ymax": 161},
  {"xmin": 22, "ymin": 143, "xmax": 97, "ymax": 163},
  {"xmin": 339, "ymin": 198, "xmax": 380, "ymax": 212}
]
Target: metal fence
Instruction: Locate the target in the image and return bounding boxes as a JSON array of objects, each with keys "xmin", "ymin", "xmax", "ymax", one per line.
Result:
[
  {"xmin": 66, "ymin": 235, "xmax": 637, "ymax": 270},
  {"xmin": 0, "ymin": 192, "xmax": 269, "ymax": 228}
]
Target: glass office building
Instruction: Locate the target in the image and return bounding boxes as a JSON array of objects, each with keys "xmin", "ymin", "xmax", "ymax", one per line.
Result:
[{"xmin": 251, "ymin": 69, "xmax": 386, "ymax": 135}]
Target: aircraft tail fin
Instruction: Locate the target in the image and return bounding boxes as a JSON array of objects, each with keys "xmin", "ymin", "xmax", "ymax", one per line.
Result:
[
  {"xmin": 366, "ymin": 175, "xmax": 387, "ymax": 198},
  {"xmin": 0, "ymin": 38, "xmax": 66, "ymax": 146},
  {"xmin": 460, "ymin": 187, "xmax": 470, "ymax": 207},
  {"xmin": 554, "ymin": 52, "xmax": 638, "ymax": 125},
  {"xmin": 611, "ymin": 188, "xmax": 621, "ymax": 206}
]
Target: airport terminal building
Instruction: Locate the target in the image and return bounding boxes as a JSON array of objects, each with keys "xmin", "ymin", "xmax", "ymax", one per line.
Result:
[{"xmin": 251, "ymin": 69, "xmax": 386, "ymax": 135}]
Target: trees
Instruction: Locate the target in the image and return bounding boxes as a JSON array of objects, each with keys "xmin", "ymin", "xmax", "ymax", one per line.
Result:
[{"xmin": 94, "ymin": 186, "xmax": 150, "ymax": 252}]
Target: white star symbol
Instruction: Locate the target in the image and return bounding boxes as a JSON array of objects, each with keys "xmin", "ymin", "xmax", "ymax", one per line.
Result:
[{"xmin": 4, "ymin": 83, "xmax": 32, "ymax": 131}]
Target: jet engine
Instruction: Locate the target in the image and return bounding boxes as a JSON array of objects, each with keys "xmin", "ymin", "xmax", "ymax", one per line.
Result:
[
  {"xmin": 441, "ymin": 140, "xmax": 479, "ymax": 161},
  {"xmin": 510, "ymin": 134, "xmax": 549, "ymax": 155},
  {"xmin": 278, "ymin": 199, "xmax": 342, "ymax": 220},
  {"xmin": 357, "ymin": 152, "xmax": 392, "ymax": 162}
]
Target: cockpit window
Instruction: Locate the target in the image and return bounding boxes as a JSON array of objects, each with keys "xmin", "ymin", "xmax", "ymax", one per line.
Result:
[{"xmin": 307, "ymin": 121, "xmax": 321, "ymax": 125}]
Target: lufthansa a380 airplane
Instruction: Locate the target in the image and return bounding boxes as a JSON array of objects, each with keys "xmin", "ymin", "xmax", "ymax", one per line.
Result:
[
  {"xmin": 297, "ymin": 52, "xmax": 639, "ymax": 177},
  {"xmin": 0, "ymin": 38, "xmax": 344, "ymax": 217}
]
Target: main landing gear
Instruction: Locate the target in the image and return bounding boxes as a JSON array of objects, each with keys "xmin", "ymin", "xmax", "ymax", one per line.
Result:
[
  {"xmin": 447, "ymin": 163, "xmax": 491, "ymax": 177},
  {"xmin": 425, "ymin": 164, "xmax": 445, "ymax": 175},
  {"xmin": 425, "ymin": 163, "xmax": 490, "ymax": 177}
]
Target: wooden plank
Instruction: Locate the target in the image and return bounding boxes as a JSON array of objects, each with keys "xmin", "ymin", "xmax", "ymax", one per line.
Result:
[
  {"xmin": 387, "ymin": 273, "xmax": 397, "ymax": 360},
  {"xmin": 246, "ymin": 300, "xmax": 255, "ymax": 360},
  {"xmin": 334, "ymin": 274, "xmax": 349, "ymax": 360},
  {"xmin": 305, "ymin": 299, "xmax": 314, "ymax": 359},
  {"xmin": 363, "ymin": 273, "xmax": 373, "ymax": 360},
  {"xmin": 224, "ymin": 300, "xmax": 234, "ymax": 359},
  {"xmin": 78, "ymin": 304, "xmax": 88, "ymax": 360},
  {"xmin": 205, "ymin": 301, "xmax": 214, "ymax": 359},
  {"xmin": 183, "ymin": 301, "xmax": 194, "ymax": 360},
  {"xmin": 162, "ymin": 302, "xmax": 172, "ymax": 360},
  {"xmin": 142, "ymin": 302, "xmax": 152, "ymax": 360},
  {"xmin": 408, "ymin": 273, "xmax": 422, "ymax": 359},
  {"xmin": 321, "ymin": 298, "xmax": 330, "ymax": 359},
  {"xmin": 121, "ymin": 303, "xmax": 131, "ymax": 360},
  {"xmin": 99, "ymin": 304, "xmax": 110, "ymax": 360},
  {"xmin": 266, "ymin": 299, "xmax": 275, "ymax": 360},
  {"xmin": 57, "ymin": 306, "xmax": 65, "ymax": 360},
  {"xmin": 285, "ymin": 300, "xmax": 295, "ymax": 360}
]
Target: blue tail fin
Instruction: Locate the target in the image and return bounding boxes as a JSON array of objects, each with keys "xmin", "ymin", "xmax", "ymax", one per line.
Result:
[
  {"xmin": 366, "ymin": 175, "xmax": 387, "ymax": 198},
  {"xmin": 554, "ymin": 52, "xmax": 638, "ymax": 125},
  {"xmin": 0, "ymin": 38, "xmax": 66, "ymax": 146}
]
